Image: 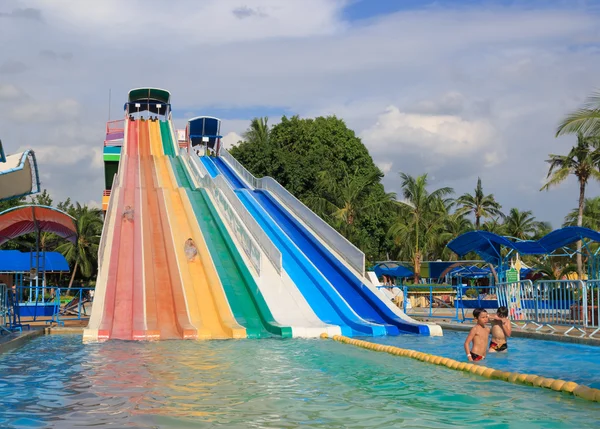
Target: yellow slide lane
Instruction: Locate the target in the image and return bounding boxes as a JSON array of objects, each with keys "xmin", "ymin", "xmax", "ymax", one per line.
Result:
[{"xmin": 148, "ymin": 121, "xmax": 246, "ymax": 339}]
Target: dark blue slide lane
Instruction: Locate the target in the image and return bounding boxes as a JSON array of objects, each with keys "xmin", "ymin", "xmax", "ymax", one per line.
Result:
[
  {"xmin": 253, "ymin": 191, "xmax": 399, "ymax": 335},
  {"xmin": 237, "ymin": 190, "xmax": 379, "ymax": 337},
  {"xmin": 205, "ymin": 157, "xmax": 386, "ymax": 336},
  {"xmin": 213, "ymin": 157, "xmax": 245, "ymax": 188},
  {"xmin": 213, "ymin": 156, "xmax": 424, "ymax": 335},
  {"xmin": 200, "ymin": 156, "xmax": 219, "ymax": 178}
]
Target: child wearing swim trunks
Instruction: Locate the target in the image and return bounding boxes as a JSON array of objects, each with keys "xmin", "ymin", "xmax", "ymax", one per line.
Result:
[
  {"xmin": 464, "ymin": 308, "xmax": 489, "ymax": 361},
  {"xmin": 489, "ymin": 306, "xmax": 511, "ymax": 353}
]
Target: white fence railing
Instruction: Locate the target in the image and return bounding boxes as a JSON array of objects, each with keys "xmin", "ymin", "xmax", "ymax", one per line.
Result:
[
  {"xmin": 220, "ymin": 149, "xmax": 365, "ymax": 276},
  {"xmin": 496, "ymin": 279, "xmax": 590, "ymax": 337},
  {"xmin": 182, "ymin": 149, "xmax": 282, "ymax": 274}
]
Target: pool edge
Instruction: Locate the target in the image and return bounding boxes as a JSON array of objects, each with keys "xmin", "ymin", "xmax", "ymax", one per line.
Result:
[{"xmin": 0, "ymin": 329, "xmax": 44, "ymax": 355}]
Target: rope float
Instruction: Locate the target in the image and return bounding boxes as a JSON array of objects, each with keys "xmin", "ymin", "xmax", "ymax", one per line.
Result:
[{"xmin": 321, "ymin": 334, "xmax": 600, "ymax": 403}]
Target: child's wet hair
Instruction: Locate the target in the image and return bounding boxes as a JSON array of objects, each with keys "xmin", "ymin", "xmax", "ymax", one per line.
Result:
[
  {"xmin": 473, "ymin": 308, "xmax": 487, "ymax": 319},
  {"xmin": 497, "ymin": 306, "xmax": 508, "ymax": 318}
]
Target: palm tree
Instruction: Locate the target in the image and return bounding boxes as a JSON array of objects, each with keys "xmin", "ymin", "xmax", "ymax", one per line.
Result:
[
  {"xmin": 482, "ymin": 217, "xmax": 506, "ymax": 235},
  {"xmin": 389, "ymin": 173, "xmax": 453, "ymax": 282},
  {"xmin": 503, "ymin": 208, "xmax": 539, "ymax": 240},
  {"xmin": 564, "ymin": 196, "xmax": 600, "ymax": 231},
  {"xmin": 533, "ymin": 221, "xmax": 553, "ymax": 240},
  {"xmin": 55, "ymin": 204, "xmax": 103, "ymax": 288},
  {"xmin": 541, "ymin": 133, "xmax": 600, "ymax": 278},
  {"xmin": 308, "ymin": 167, "xmax": 395, "ymax": 246},
  {"xmin": 242, "ymin": 117, "xmax": 270, "ymax": 146},
  {"xmin": 456, "ymin": 177, "xmax": 503, "ymax": 229},
  {"xmin": 556, "ymin": 90, "xmax": 600, "ymax": 137},
  {"xmin": 438, "ymin": 213, "xmax": 474, "ymax": 260}
]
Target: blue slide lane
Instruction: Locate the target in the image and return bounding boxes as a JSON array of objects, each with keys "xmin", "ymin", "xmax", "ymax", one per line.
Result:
[
  {"xmin": 212, "ymin": 156, "xmax": 427, "ymax": 335},
  {"xmin": 203, "ymin": 156, "xmax": 386, "ymax": 336},
  {"xmin": 201, "ymin": 156, "xmax": 219, "ymax": 178},
  {"xmin": 237, "ymin": 190, "xmax": 384, "ymax": 337}
]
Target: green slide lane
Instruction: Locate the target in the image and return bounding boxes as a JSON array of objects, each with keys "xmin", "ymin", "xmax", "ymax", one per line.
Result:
[
  {"xmin": 169, "ymin": 151, "xmax": 291, "ymax": 338},
  {"xmin": 159, "ymin": 121, "xmax": 176, "ymax": 156}
]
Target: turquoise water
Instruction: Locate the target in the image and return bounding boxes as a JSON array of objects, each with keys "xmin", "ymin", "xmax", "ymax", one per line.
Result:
[
  {"xmin": 373, "ymin": 330, "xmax": 600, "ymax": 389},
  {"xmin": 0, "ymin": 335, "xmax": 598, "ymax": 428}
]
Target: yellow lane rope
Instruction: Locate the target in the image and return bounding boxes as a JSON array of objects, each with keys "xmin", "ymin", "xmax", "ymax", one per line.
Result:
[{"xmin": 321, "ymin": 334, "xmax": 600, "ymax": 403}]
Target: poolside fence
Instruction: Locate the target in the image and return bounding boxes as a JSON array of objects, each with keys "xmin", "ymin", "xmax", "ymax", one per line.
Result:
[
  {"xmin": 0, "ymin": 286, "xmax": 93, "ymax": 332},
  {"xmin": 388, "ymin": 279, "xmax": 600, "ymax": 338}
]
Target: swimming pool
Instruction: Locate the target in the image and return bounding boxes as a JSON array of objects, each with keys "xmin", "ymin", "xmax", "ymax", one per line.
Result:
[
  {"xmin": 0, "ymin": 335, "xmax": 598, "ymax": 428},
  {"xmin": 372, "ymin": 330, "xmax": 600, "ymax": 389}
]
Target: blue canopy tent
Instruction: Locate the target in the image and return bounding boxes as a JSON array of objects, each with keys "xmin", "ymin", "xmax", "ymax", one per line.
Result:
[
  {"xmin": 0, "ymin": 250, "xmax": 69, "ymax": 272},
  {"xmin": 372, "ymin": 262, "xmax": 413, "ymax": 280},
  {"xmin": 447, "ymin": 226, "xmax": 600, "ymax": 281}
]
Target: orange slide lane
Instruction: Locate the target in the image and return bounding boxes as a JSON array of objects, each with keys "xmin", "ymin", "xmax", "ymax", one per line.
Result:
[
  {"xmin": 138, "ymin": 120, "xmax": 196, "ymax": 339},
  {"xmin": 149, "ymin": 120, "xmax": 245, "ymax": 339},
  {"xmin": 97, "ymin": 119, "xmax": 146, "ymax": 340}
]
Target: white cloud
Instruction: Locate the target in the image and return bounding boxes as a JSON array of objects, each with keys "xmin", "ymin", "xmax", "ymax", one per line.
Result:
[
  {"xmin": 0, "ymin": 84, "xmax": 26, "ymax": 101},
  {"xmin": 362, "ymin": 105, "xmax": 496, "ymax": 158},
  {"xmin": 9, "ymin": 98, "xmax": 81, "ymax": 123},
  {"xmin": 0, "ymin": 0, "xmax": 598, "ymax": 226},
  {"xmin": 221, "ymin": 131, "xmax": 243, "ymax": 150}
]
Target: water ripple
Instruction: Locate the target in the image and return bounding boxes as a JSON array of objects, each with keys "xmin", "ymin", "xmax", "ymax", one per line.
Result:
[{"xmin": 0, "ymin": 335, "xmax": 597, "ymax": 428}]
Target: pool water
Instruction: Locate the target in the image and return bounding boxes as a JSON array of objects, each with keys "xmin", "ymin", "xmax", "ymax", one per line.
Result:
[
  {"xmin": 373, "ymin": 330, "xmax": 600, "ymax": 389},
  {"xmin": 0, "ymin": 335, "xmax": 597, "ymax": 428}
]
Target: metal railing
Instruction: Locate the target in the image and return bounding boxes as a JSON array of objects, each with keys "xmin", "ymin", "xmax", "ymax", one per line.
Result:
[
  {"xmin": 587, "ymin": 280, "xmax": 600, "ymax": 338},
  {"xmin": 0, "ymin": 286, "xmax": 93, "ymax": 329},
  {"xmin": 392, "ymin": 279, "xmax": 597, "ymax": 338},
  {"xmin": 496, "ymin": 279, "xmax": 588, "ymax": 337},
  {"xmin": 220, "ymin": 149, "xmax": 366, "ymax": 275},
  {"xmin": 106, "ymin": 119, "xmax": 125, "ymax": 134},
  {"xmin": 181, "ymin": 149, "xmax": 282, "ymax": 274},
  {"xmin": 0, "ymin": 284, "xmax": 10, "ymax": 334},
  {"xmin": 220, "ymin": 149, "xmax": 260, "ymax": 188}
]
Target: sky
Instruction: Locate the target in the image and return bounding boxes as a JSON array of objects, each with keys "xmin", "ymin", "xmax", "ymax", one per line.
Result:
[{"xmin": 1, "ymin": 0, "xmax": 599, "ymax": 227}]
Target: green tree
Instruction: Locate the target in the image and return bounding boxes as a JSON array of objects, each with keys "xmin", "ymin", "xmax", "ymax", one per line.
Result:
[
  {"xmin": 564, "ymin": 197, "xmax": 600, "ymax": 231},
  {"xmin": 504, "ymin": 208, "xmax": 539, "ymax": 240},
  {"xmin": 540, "ymin": 133, "xmax": 600, "ymax": 278},
  {"xmin": 29, "ymin": 189, "xmax": 53, "ymax": 207},
  {"xmin": 389, "ymin": 173, "xmax": 453, "ymax": 282},
  {"xmin": 438, "ymin": 212, "xmax": 474, "ymax": 260},
  {"xmin": 456, "ymin": 177, "xmax": 503, "ymax": 229},
  {"xmin": 481, "ymin": 217, "xmax": 505, "ymax": 235},
  {"xmin": 55, "ymin": 203, "xmax": 103, "ymax": 287},
  {"xmin": 231, "ymin": 115, "xmax": 391, "ymax": 259},
  {"xmin": 556, "ymin": 90, "xmax": 600, "ymax": 137}
]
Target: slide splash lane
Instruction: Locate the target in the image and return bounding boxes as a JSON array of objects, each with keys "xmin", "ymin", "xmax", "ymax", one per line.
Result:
[
  {"xmin": 140, "ymin": 120, "xmax": 196, "ymax": 339},
  {"xmin": 93, "ymin": 120, "xmax": 146, "ymax": 341},
  {"xmin": 160, "ymin": 121, "xmax": 284, "ymax": 338},
  {"xmin": 150, "ymin": 121, "xmax": 245, "ymax": 339}
]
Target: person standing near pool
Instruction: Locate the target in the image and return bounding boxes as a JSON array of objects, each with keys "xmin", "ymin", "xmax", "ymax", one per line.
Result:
[
  {"xmin": 489, "ymin": 306, "xmax": 511, "ymax": 353},
  {"xmin": 464, "ymin": 308, "xmax": 489, "ymax": 361}
]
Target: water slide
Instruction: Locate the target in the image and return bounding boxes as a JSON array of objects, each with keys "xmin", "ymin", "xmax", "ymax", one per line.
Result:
[
  {"xmin": 180, "ymin": 148, "xmax": 341, "ymax": 338},
  {"xmin": 148, "ymin": 120, "xmax": 246, "ymax": 339},
  {"xmin": 87, "ymin": 119, "xmax": 147, "ymax": 341},
  {"xmin": 210, "ymin": 156, "xmax": 434, "ymax": 335},
  {"xmin": 202, "ymin": 157, "xmax": 387, "ymax": 337},
  {"xmin": 0, "ymin": 143, "xmax": 40, "ymax": 202},
  {"xmin": 159, "ymin": 121, "xmax": 289, "ymax": 338}
]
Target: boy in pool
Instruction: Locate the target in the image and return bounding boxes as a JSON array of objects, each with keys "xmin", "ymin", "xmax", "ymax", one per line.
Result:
[
  {"xmin": 464, "ymin": 308, "xmax": 489, "ymax": 361},
  {"xmin": 489, "ymin": 306, "xmax": 511, "ymax": 353}
]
